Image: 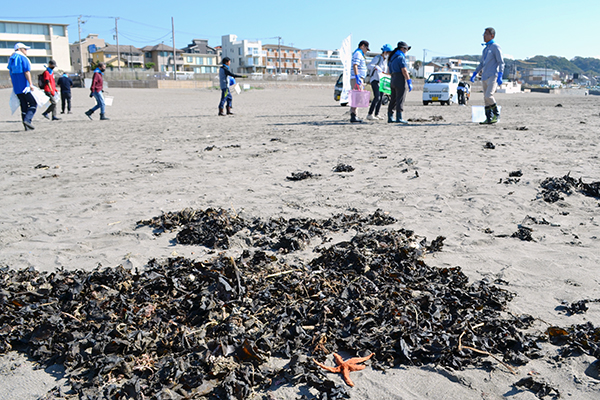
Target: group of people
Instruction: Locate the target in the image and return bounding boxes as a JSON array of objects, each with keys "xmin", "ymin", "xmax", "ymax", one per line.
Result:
[
  {"xmin": 350, "ymin": 27, "xmax": 504, "ymax": 125},
  {"xmin": 7, "ymin": 42, "xmax": 110, "ymax": 131}
]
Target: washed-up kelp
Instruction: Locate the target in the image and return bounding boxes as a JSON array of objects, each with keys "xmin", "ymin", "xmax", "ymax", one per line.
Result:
[
  {"xmin": 287, "ymin": 171, "xmax": 320, "ymax": 181},
  {"xmin": 539, "ymin": 173, "xmax": 600, "ymax": 203},
  {"xmin": 2, "ymin": 210, "xmax": 598, "ymax": 399}
]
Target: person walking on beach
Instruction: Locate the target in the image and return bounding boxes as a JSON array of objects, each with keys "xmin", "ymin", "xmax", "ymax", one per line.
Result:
[
  {"xmin": 387, "ymin": 41, "xmax": 413, "ymax": 124},
  {"xmin": 57, "ymin": 73, "xmax": 73, "ymax": 114},
  {"xmin": 7, "ymin": 42, "xmax": 37, "ymax": 130},
  {"xmin": 366, "ymin": 44, "xmax": 392, "ymax": 120},
  {"xmin": 471, "ymin": 27, "xmax": 504, "ymax": 124},
  {"xmin": 350, "ymin": 40, "xmax": 369, "ymax": 123},
  {"xmin": 85, "ymin": 62, "xmax": 109, "ymax": 120},
  {"xmin": 41, "ymin": 60, "xmax": 60, "ymax": 121},
  {"xmin": 218, "ymin": 57, "xmax": 245, "ymax": 116}
]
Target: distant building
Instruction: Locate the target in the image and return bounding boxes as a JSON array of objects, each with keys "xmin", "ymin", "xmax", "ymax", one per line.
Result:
[
  {"xmin": 91, "ymin": 44, "xmax": 143, "ymax": 69},
  {"xmin": 431, "ymin": 57, "xmax": 479, "ymax": 79},
  {"xmin": 70, "ymin": 33, "xmax": 106, "ymax": 73},
  {"xmin": 301, "ymin": 49, "xmax": 342, "ymax": 76},
  {"xmin": 1, "ymin": 19, "xmax": 70, "ymax": 72},
  {"xmin": 262, "ymin": 44, "xmax": 301, "ymax": 74},
  {"xmin": 522, "ymin": 67, "xmax": 560, "ymax": 84},
  {"xmin": 221, "ymin": 34, "xmax": 264, "ymax": 74},
  {"xmin": 181, "ymin": 39, "xmax": 219, "ymax": 74},
  {"xmin": 142, "ymin": 43, "xmax": 183, "ymax": 72}
]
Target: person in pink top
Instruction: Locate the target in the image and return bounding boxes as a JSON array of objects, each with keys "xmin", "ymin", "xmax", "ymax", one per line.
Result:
[{"xmin": 85, "ymin": 62, "xmax": 109, "ymax": 120}]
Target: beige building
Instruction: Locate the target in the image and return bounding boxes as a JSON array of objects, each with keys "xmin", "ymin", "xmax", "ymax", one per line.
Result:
[
  {"xmin": 142, "ymin": 44, "xmax": 183, "ymax": 72},
  {"xmin": 262, "ymin": 44, "xmax": 301, "ymax": 75},
  {"xmin": 91, "ymin": 44, "xmax": 144, "ymax": 69},
  {"xmin": 70, "ymin": 34, "xmax": 106, "ymax": 73},
  {"xmin": 181, "ymin": 39, "xmax": 219, "ymax": 74},
  {"xmin": 1, "ymin": 20, "xmax": 70, "ymax": 72}
]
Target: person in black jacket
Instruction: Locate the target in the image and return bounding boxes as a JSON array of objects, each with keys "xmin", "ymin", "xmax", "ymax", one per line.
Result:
[{"xmin": 57, "ymin": 73, "xmax": 74, "ymax": 114}]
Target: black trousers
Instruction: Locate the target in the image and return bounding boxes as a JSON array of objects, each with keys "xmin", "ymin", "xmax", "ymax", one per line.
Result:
[
  {"xmin": 368, "ymin": 80, "xmax": 382, "ymax": 116},
  {"xmin": 61, "ymin": 91, "xmax": 72, "ymax": 112},
  {"xmin": 388, "ymin": 73, "xmax": 407, "ymax": 115}
]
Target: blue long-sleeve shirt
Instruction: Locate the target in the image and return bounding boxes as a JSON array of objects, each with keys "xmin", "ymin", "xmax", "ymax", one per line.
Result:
[
  {"xmin": 388, "ymin": 50, "xmax": 407, "ymax": 74},
  {"xmin": 475, "ymin": 40, "xmax": 504, "ymax": 81}
]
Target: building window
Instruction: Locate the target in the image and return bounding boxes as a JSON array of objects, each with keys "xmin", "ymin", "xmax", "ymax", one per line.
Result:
[
  {"xmin": 0, "ymin": 56, "xmax": 8, "ymax": 63},
  {"xmin": 0, "ymin": 22, "xmax": 49, "ymax": 35},
  {"xmin": 30, "ymin": 56, "xmax": 51, "ymax": 64},
  {"xmin": 145, "ymin": 52, "xmax": 152, "ymax": 58},
  {"xmin": 52, "ymin": 25, "xmax": 66, "ymax": 36},
  {"xmin": 187, "ymin": 56, "xmax": 193, "ymax": 63},
  {"xmin": 0, "ymin": 41, "xmax": 49, "ymax": 50}
]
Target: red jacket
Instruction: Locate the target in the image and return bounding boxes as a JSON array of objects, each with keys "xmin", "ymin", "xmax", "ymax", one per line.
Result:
[
  {"xmin": 42, "ymin": 70, "xmax": 56, "ymax": 95},
  {"xmin": 91, "ymin": 71, "xmax": 103, "ymax": 93}
]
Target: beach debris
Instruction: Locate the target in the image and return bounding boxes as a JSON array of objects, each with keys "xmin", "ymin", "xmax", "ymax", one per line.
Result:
[
  {"xmin": 563, "ymin": 299, "xmax": 600, "ymax": 315},
  {"xmin": 511, "ymin": 225, "xmax": 535, "ymax": 241},
  {"xmin": 313, "ymin": 352, "xmax": 374, "ymax": 387},
  {"xmin": 287, "ymin": 171, "xmax": 320, "ymax": 181},
  {"xmin": 555, "ymin": 104, "xmax": 563, "ymax": 107},
  {"xmin": 513, "ymin": 376, "xmax": 560, "ymax": 399},
  {"xmin": 407, "ymin": 115, "xmax": 443, "ymax": 123},
  {"xmin": 516, "ymin": 126, "xmax": 529, "ymax": 130},
  {"xmin": 2, "ymin": 209, "xmax": 598, "ymax": 399},
  {"xmin": 333, "ymin": 163, "xmax": 355, "ymax": 173},
  {"xmin": 509, "ymin": 170, "xmax": 523, "ymax": 177},
  {"xmin": 484, "ymin": 142, "xmax": 496, "ymax": 149},
  {"xmin": 539, "ymin": 173, "xmax": 600, "ymax": 203},
  {"xmin": 34, "ymin": 164, "xmax": 50, "ymax": 169}
]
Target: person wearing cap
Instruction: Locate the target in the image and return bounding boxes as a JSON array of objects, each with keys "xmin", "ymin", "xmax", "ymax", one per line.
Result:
[
  {"xmin": 7, "ymin": 43, "xmax": 37, "ymax": 130},
  {"xmin": 471, "ymin": 27, "xmax": 504, "ymax": 124},
  {"xmin": 85, "ymin": 62, "xmax": 109, "ymax": 120},
  {"xmin": 57, "ymin": 73, "xmax": 74, "ymax": 114},
  {"xmin": 350, "ymin": 40, "xmax": 369, "ymax": 123},
  {"xmin": 41, "ymin": 60, "xmax": 60, "ymax": 121},
  {"xmin": 387, "ymin": 41, "xmax": 413, "ymax": 124},
  {"xmin": 366, "ymin": 44, "xmax": 392, "ymax": 120}
]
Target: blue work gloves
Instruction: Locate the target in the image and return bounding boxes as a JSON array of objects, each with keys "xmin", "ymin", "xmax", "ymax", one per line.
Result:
[
  {"xmin": 470, "ymin": 72, "xmax": 477, "ymax": 82},
  {"xmin": 407, "ymin": 79, "xmax": 413, "ymax": 92},
  {"xmin": 355, "ymin": 76, "xmax": 362, "ymax": 86},
  {"xmin": 496, "ymin": 72, "xmax": 503, "ymax": 85}
]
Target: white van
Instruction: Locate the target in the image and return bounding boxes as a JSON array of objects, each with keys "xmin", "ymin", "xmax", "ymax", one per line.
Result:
[{"xmin": 422, "ymin": 72, "xmax": 461, "ymax": 105}]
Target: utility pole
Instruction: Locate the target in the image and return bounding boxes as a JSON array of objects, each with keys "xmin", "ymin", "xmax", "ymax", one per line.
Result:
[
  {"xmin": 78, "ymin": 15, "xmax": 84, "ymax": 77},
  {"xmin": 172, "ymin": 17, "xmax": 176, "ymax": 80},
  {"xmin": 115, "ymin": 17, "xmax": 121, "ymax": 72},
  {"xmin": 277, "ymin": 36, "xmax": 282, "ymax": 74}
]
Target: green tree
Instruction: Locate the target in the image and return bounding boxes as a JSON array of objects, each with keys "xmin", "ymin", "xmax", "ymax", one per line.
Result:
[{"xmin": 145, "ymin": 62, "xmax": 156, "ymax": 70}]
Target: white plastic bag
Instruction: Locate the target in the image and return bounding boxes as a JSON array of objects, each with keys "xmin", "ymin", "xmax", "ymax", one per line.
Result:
[
  {"xmin": 31, "ymin": 86, "xmax": 50, "ymax": 109},
  {"xmin": 9, "ymin": 91, "xmax": 19, "ymax": 115}
]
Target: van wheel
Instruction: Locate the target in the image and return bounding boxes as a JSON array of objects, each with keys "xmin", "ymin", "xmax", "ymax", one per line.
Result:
[{"xmin": 422, "ymin": 101, "xmax": 429, "ymax": 106}]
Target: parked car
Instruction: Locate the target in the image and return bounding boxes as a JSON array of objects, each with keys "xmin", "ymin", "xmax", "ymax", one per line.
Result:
[{"xmin": 422, "ymin": 72, "xmax": 460, "ymax": 105}]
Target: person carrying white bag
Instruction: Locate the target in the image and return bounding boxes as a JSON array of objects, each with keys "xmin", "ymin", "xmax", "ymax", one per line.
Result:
[{"xmin": 7, "ymin": 43, "xmax": 37, "ymax": 131}]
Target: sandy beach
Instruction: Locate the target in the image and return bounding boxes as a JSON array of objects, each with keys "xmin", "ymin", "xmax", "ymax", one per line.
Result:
[{"xmin": 1, "ymin": 85, "xmax": 599, "ymax": 399}]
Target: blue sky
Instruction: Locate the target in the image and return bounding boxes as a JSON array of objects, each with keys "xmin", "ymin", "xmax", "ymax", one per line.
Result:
[{"xmin": 2, "ymin": 0, "xmax": 599, "ymax": 61}]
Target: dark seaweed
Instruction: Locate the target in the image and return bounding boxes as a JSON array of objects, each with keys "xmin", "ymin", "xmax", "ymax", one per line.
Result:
[
  {"xmin": 1, "ymin": 209, "xmax": 597, "ymax": 399},
  {"xmin": 539, "ymin": 173, "xmax": 600, "ymax": 203}
]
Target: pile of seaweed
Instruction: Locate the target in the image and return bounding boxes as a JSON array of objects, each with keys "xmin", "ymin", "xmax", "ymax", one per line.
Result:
[
  {"xmin": 539, "ymin": 173, "xmax": 600, "ymax": 203},
  {"xmin": 1, "ymin": 209, "xmax": 598, "ymax": 399}
]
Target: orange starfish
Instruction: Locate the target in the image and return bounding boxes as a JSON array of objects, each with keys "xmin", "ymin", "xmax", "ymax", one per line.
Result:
[{"xmin": 313, "ymin": 352, "xmax": 374, "ymax": 387}]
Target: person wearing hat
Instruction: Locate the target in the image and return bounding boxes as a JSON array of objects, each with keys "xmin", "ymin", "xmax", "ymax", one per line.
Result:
[
  {"xmin": 41, "ymin": 60, "xmax": 60, "ymax": 121},
  {"xmin": 470, "ymin": 27, "xmax": 504, "ymax": 124},
  {"xmin": 366, "ymin": 44, "xmax": 392, "ymax": 120},
  {"xmin": 57, "ymin": 73, "xmax": 74, "ymax": 114},
  {"xmin": 387, "ymin": 41, "xmax": 413, "ymax": 124},
  {"xmin": 7, "ymin": 43, "xmax": 37, "ymax": 130},
  {"xmin": 85, "ymin": 62, "xmax": 110, "ymax": 120},
  {"xmin": 350, "ymin": 40, "xmax": 370, "ymax": 123}
]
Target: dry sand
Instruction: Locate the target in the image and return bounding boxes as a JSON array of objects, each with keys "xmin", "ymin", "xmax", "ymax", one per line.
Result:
[{"xmin": 1, "ymin": 85, "xmax": 599, "ymax": 399}]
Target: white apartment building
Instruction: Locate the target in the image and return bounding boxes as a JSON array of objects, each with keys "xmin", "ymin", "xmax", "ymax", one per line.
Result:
[
  {"xmin": 1, "ymin": 20, "xmax": 70, "ymax": 72},
  {"xmin": 221, "ymin": 34, "xmax": 264, "ymax": 74},
  {"xmin": 301, "ymin": 49, "xmax": 343, "ymax": 76}
]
